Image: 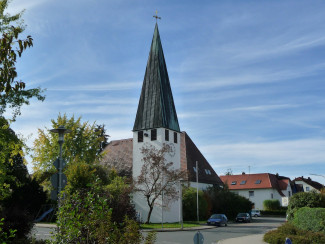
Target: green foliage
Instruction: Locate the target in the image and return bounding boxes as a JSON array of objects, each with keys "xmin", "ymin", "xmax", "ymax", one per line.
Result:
[
  {"xmin": 182, "ymin": 187, "xmax": 209, "ymax": 221},
  {"xmin": 264, "ymin": 222, "xmax": 325, "ymax": 244},
  {"xmin": 32, "ymin": 114, "xmax": 108, "ymax": 191},
  {"xmin": 52, "ymin": 181, "xmax": 154, "ymax": 244},
  {"xmin": 263, "ymin": 199, "xmax": 281, "ymax": 210},
  {"xmin": 260, "ymin": 210, "xmax": 286, "ymax": 216},
  {"xmin": 204, "ymin": 186, "xmax": 253, "ymax": 220},
  {"xmin": 287, "ymin": 192, "xmax": 325, "ymax": 221},
  {"xmin": 292, "ymin": 207, "xmax": 325, "ymax": 234},
  {"xmin": 0, "ymin": 0, "xmax": 45, "ymax": 120},
  {"xmin": 0, "ymin": 218, "xmax": 16, "ymax": 243},
  {"xmin": 0, "ymin": 117, "xmax": 47, "ymax": 239}
]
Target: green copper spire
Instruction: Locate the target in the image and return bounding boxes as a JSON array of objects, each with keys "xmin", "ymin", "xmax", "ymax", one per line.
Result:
[{"xmin": 133, "ymin": 23, "xmax": 180, "ymax": 132}]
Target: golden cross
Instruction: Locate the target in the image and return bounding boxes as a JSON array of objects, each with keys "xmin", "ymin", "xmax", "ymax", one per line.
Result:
[{"xmin": 153, "ymin": 10, "xmax": 161, "ymax": 22}]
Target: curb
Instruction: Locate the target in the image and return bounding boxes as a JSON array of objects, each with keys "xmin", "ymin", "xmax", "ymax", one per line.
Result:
[
  {"xmin": 142, "ymin": 225, "xmax": 216, "ymax": 232},
  {"xmin": 35, "ymin": 223, "xmax": 216, "ymax": 232},
  {"xmin": 35, "ymin": 223, "xmax": 57, "ymax": 228}
]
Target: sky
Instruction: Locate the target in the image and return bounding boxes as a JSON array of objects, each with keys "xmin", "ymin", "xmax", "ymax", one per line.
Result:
[{"xmin": 6, "ymin": 0, "xmax": 325, "ymax": 185}]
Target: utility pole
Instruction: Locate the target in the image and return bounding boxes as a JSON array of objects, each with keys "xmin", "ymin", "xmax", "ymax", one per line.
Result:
[{"xmin": 196, "ymin": 161, "xmax": 199, "ymax": 223}]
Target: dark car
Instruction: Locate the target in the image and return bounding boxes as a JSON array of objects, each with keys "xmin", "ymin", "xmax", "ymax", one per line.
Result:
[
  {"xmin": 235, "ymin": 213, "xmax": 251, "ymax": 223},
  {"xmin": 207, "ymin": 214, "xmax": 228, "ymax": 226}
]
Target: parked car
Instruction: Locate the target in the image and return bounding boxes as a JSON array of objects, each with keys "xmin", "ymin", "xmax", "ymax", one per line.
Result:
[
  {"xmin": 207, "ymin": 214, "xmax": 228, "ymax": 226},
  {"xmin": 235, "ymin": 213, "xmax": 251, "ymax": 223},
  {"xmin": 251, "ymin": 209, "xmax": 261, "ymax": 217}
]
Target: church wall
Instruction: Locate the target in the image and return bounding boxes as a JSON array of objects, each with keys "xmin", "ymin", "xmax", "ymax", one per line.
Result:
[{"xmin": 133, "ymin": 128, "xmax": 181, "ymax": 223}]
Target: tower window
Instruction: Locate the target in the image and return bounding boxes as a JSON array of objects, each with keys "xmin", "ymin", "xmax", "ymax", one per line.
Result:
[
  {"xmin": 174, "ymin": 132, "xmax": 177, "ymax": 143},
  {"xmin": 165, "ymin": 129, "xmax": 169, "ymax": 141},
  {"xmin": 138, "ymin": 131, "xmax": 143, "ymax": 142},
  {"xmin": 151, "ymin": 129, "xmax": 157, "ymax": 141}
]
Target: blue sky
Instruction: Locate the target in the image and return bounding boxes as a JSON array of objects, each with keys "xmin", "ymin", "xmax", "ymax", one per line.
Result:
[{"xmin": 7, "ymin": 0, "xmax": 325, "ymax": 185}]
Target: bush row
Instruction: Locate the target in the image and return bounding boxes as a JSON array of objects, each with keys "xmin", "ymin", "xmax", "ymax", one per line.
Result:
[
  {"xmin": 264, "ymin": 222, "xmax": 325, "ymax": 244},
  {"xmin": 260, "ymin": 210, "xmax": 286, "ymax": 216},
  {"xmin": 182, "ymin": 186, "xmax": 253, "ymax": 221}
]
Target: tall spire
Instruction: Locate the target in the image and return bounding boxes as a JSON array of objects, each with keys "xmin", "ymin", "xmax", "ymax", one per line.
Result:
[{"xmin": 133, "ymin": 24, "xmax": 180, "ymax": 132}]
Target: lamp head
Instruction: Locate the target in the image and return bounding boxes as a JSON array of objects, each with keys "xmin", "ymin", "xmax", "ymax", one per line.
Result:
[{"xmin": 50, "ymin": 125, "xmax": 71, "ymax": 143}]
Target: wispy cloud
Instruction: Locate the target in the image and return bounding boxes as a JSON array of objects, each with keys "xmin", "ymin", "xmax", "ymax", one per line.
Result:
[{"xmin": 201, "ymin": 138, "xmax": 325, "ymax": 168}]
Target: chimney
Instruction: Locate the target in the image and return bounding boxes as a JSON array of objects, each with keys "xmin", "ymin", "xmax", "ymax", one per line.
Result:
[{"xmin": 242, "ymin": 172, "xmax": 245, "ymax": 175}]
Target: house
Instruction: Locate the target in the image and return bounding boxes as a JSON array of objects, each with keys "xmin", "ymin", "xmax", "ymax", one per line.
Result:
[
  {"xmin": 293, "ymin": 176, "xmax": 325, "ymax": 193},
  {"xmin": 220, "ymin": 173, "xmax": 293, "ymax": 210},
  {"xmin": 100, "ymin": 23, "xmax": 223, "ymax": 223}
]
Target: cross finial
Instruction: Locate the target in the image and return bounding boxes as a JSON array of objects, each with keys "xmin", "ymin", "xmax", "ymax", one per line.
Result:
[{"xmin": 153, "ymin": 10, "xmax": 161, "ymax": 22}]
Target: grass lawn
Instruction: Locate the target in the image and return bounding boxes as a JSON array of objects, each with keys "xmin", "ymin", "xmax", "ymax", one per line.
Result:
[{"xmin": 141, "ymin": 221, "xmax": 206, "ymax": 229}]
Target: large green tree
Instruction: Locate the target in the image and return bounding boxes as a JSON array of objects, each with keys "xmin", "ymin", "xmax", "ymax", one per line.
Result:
[
  {"xmin": 0, "ymin": 0, "xmax": 45, "ymax": 120},
  {"xmin": 32, "ymin": 113, "xmax": 108, "ymax": 190},
  {"xmin": 0, "ymin": 117, "xmax": 47, "ymax": 239}
]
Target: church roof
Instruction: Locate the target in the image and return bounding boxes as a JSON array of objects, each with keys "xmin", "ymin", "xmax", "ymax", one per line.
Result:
[
  {"xmin": 181, "ymin": 132, "xmax": 224, "ymax": 185},
  {"xmin": 100, "ymin": 132, "xmax": 223, "ymax": 186},
  {"xmin": 133, "ymin": 23, "xmax": 180, "ymax": 132}
]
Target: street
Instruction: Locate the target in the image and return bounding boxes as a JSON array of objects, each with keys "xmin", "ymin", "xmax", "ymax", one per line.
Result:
[
  {"xmin": 33, "ymin": 217, "xmax": 285, "ymax": 243},
  {"xmin": 154, "ymin": 217, "xmax": 285, "ymax": 244}
]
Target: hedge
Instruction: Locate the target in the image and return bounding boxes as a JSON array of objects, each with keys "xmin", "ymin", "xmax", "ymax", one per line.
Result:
[
  {"xmin": 260, "ymin": 210, "xmax": 286, "ymax": 216},
  {"xmin": 286, "ymin": 192, "xmax": 325, "ymax": 221},
  {"xmin": 292, "ymin": 207, "xmax": 325, "ymax": 234},
  {"xmin": 264, "ymin": 222, "xmax": 325, "ymax": 244},
  {"xmin": 263, "ymin": 200, "xmax": 280, "ymax": 210}
]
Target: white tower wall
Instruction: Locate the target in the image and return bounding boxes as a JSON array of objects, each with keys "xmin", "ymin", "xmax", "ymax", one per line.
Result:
[{"xmin": 133, "ymin": 128, "xmax": 181, "ymax": 223}]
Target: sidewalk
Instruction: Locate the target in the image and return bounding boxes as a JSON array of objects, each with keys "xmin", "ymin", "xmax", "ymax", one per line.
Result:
[{"xmin": 217, "ymin": 234, "xmax": 266, "ymax": 244}]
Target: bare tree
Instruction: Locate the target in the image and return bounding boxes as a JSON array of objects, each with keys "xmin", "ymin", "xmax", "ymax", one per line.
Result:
[{"xmin": 135, "ymin": 144, "xmax": 187, "ymax": 224}]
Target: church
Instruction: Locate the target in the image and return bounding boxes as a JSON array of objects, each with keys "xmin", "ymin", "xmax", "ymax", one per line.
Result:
[{"xmin": 100, "ymin": 23, "xmax": 223, "ymax": 223}]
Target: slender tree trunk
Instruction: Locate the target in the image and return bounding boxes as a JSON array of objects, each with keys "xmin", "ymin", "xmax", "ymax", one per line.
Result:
[{"xmin": 146, "ymin": 204, "xmax": 154, "ymax": 224}]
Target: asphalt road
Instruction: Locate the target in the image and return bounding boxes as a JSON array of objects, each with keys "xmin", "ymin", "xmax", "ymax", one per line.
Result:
[
  {"xmin": 154, "ymin": 217, "xmax": 285, "ymax": 244},
  {"xmin": 33, "ymin": 217, "xmax": 285, "ymax": 243}
]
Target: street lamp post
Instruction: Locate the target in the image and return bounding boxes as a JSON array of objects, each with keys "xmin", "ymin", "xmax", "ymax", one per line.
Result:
[{"xmin": 50, "ymin": 125, "xmax": 71, "ymax": 204}]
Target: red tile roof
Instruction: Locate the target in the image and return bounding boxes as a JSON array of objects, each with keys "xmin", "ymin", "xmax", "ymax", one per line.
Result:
[{"xmin": 220, "ymin": 173, "xmax": 289, "ymax": 197}]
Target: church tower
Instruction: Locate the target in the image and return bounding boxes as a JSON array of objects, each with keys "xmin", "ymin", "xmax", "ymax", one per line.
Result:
[{"xmin": 132, "ymin": 23, "xmax": 181, "ymax": 223}]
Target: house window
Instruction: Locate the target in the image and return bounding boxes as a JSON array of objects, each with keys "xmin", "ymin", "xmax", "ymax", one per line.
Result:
[
  {"xmin": 138, "ymin": 131, "xmax": 143, "ymax": 142},
  {"xmin": 151, "ymin": 129, "xmax": 157, "ymax": 141},
  {"xmin": 205, "ymin": 169, "xmax": 211, "ymax": 175},
  {"xmin": 231, "ymin": 181, "xmax": 237, "ymax": 185},
  {"xmin": 288, "ymin": 191, "xmax": 291, "ymax": 197},
  {"xmin": 255, "ymin": 180, "xmax": 262, "ymax": 184},
  {"xmin": 271, "ymin": 193, "xmax": 273, "ymax": 199},
  {"xmin": 174, "ymin": 132, "xmax": 177, "ymax": 143},
  {"xmin": 240, "ymin": 180, "xmax": 247, "ymax": 185},
  {"xmin": 306, "ymin": 187, "xmax": 310, "ymax": 192},
  {"xmin": 165, "ymin": 129, "xmax": 169, "ymax": 141},
  {"xmin": 249, "ymin": 191, "xmax": 254, "ymax": 197}
]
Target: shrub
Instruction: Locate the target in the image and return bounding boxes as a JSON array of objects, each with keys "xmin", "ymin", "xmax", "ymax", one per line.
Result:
[
  {"xmin": 182, "ymin": 187, "xmax": 208, "ymax": 221},
  {"xmin": 292, "ymin": 207, "xmax": 325, "ymax": 234},
  {"xmin": 204, "ymin": 186, "xmax": 253, "ymax": 220},
  {"xmin": 263, "ymin": 199, "xmax": 280, "ymax": 210},
  {"xmin": 52, "ymin": 181, "xmax": 154, "ymax": 243},
  {"xmin": 260, "ymin": 210, "xmax": 286, "ymax": 216},
  {"xmin": 287, "ymin": 192, "xmax": 325, "ymax": 221},
  {"xmin": 264, "ymin": 222, "xmax": 325, "ymax": 244}
]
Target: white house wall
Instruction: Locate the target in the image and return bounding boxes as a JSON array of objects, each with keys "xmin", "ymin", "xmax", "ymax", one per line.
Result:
[
  {"xmin": 231, "ymin": 188, "xmax": 286, "ymax": 210},
  {"xmin": 294, "ymin": 180, "xmax": 320, "ymax": 193}
]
